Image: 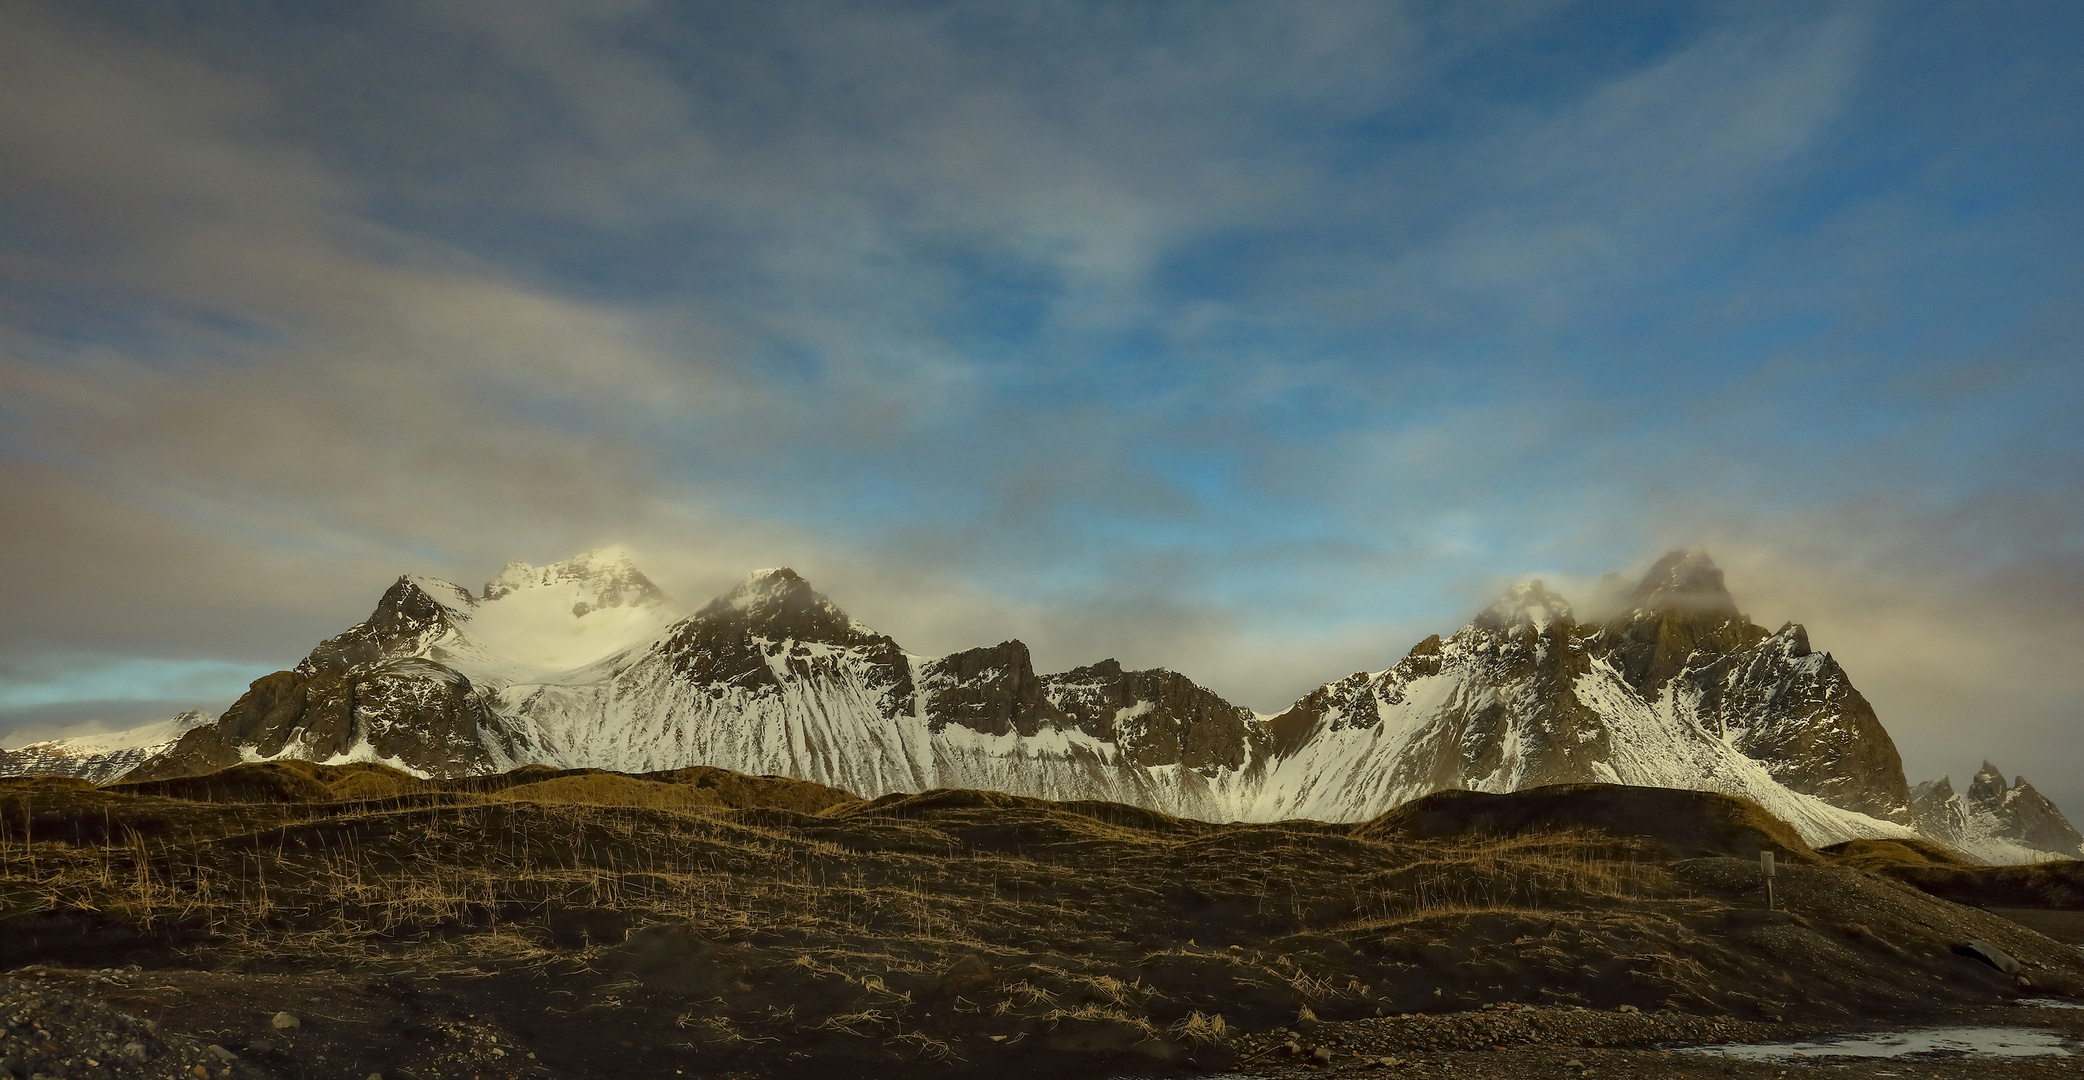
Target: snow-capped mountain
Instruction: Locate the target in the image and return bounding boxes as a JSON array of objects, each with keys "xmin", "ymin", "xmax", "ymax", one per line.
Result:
[
  {"xmin": 102, "ymin": 546, "xmax": 2076, "ymax": 857},
  {"xmin": 135, "ymin": 558, "xmax": 1270, "ymax": 817},
  {"xmin": 1248, "ymin": 553, "xmax": 1915, "ymax": 845},
  {"xmin": 1912, "ymin": 764, "xmax": 2084, "ymax": 864},
  {"xmin": 0, "ymin": 710, "xmax": 213, "ymax": 783},
  {"xmin": 135, "ymin": 549, "xmax": 678, "ymax": 780}
]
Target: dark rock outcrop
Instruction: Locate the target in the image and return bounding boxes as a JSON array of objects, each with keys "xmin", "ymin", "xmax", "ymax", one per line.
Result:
[
  {"xmin": 918, "ymin": 641, "xmax": 1067, "ymax": 737},
  {"xmin": 1043, "ymin": 659, "xmax": 1267, "ymax": 770},
  {"xmin": 1585, "ymin": 550, "xmax": 1910, "ymax": 822},
  {"xmin": 660, "ymin": 568, "xmax": 915, "ymax": 717},
  {"xmin": 131, "ymin": 577, "xmax": 499, "ymax": 781}
]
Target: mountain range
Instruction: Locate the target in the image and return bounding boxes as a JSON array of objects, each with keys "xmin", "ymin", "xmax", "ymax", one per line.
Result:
[{"xmin": 7, "ymin": 547, "xmax": 2078, "ymax": 864}]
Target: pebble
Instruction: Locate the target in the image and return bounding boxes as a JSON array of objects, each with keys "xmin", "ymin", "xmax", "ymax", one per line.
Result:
[{"xmin": 271, "ymin": 1011, "xmax": 300, "ymax": 1030}]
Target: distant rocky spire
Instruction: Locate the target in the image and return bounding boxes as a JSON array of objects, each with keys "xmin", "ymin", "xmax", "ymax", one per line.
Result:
[
  {"xmin": 1596, "ymin": 548, "xmax": 1751, "ymax": 693},
  {"xmin": 1955, "ymin": 762, "xmax": 2084, "ymax": 860},
  {"xmin": 1474, "ymin": 581, "xmax": 1574, "ymax": 634},
  {"xmin": 1623, "ymin": 547, "xmax": 1739, "ymax": 618},
  {"xmin": 692, "ymin": 567, "xmax": 874, "ymax": 644}
]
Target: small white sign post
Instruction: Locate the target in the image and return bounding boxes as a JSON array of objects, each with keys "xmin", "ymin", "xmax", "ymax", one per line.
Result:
[{"xmin": 1760, "ymin": 849, "xmax": 1776, "ymax": 911}]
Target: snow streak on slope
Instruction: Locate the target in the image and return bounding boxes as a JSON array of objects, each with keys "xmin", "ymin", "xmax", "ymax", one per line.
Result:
[
  {"xmin": 1, "ymin": 710, "xmax": 213, "ymax": 783},
  {"xmin": 1581, "ymin": 660, "xmax": 1916, "ymax": 847},
  {"xmin": 1244, "ymin": 644, "xmax": 1910, "ymax": 845},
  {"xmin": 491, "ymin": 635, "xmax": 1271, "ymax": 822}
]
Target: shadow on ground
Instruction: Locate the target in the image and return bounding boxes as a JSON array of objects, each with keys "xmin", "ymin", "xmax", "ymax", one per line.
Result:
[{"xmin": 2, "ymin": 765, "xmax": 2081, "ymax": 1078}]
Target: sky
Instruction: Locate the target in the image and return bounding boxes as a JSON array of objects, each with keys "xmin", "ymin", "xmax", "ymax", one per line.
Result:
[{"xmin": 1, "ymin": 1, "xmax": 2080, "ymax": 810}]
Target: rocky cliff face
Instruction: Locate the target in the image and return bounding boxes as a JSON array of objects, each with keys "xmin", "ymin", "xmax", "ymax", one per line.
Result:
[
  {"xmin": 132, "ymin": 576, "xmax": 509, "ymax": 781},
  {"xmin": 63, "ymin": 546, "xmax": 2066, "ymax": 858},
  {"xmin": 660, "ymin": 567, "xmax": 915, "ymax": 719},
  {"xmin": 917, "ymin": 642, "xmax": 1069, "ymax": 737},
  {"xmin": 1587, "ymin": 550, "xmax": 1910, "ymax": 821},
  {"xmin": 1242, "ymin": 564, "xmax": 1917, "ymax": 844},
  {"xmin": 1262, "ymin": 582, "xmax": 1614, "ymax": 797},
  {"xmin": 1913, "ymin": 763, "xmax": 2084, "ymax": 863},
  {"xmin": 1043, "ymin": 659, "xmax": 1268, "ymax": 770}
]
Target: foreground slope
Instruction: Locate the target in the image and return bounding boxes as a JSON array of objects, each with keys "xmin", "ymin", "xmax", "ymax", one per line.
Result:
[{"xmin": 3, "ymin": 766, "xmax": 2080, "ymax": 1077}]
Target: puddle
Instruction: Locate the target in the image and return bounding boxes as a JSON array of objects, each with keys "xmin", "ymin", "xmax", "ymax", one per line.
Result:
[
  {"xmin": 1683, "ymin": 1026, "xmax": 2077, "ymax": 1061},
  {"xmin": 2018, "ymin": 998, "xmax": 2084, "ymax": 1010}
]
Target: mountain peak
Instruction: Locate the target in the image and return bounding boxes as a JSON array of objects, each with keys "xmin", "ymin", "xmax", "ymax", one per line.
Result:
[
  {"xmin": 694, "ymin": 567, "xmax": 880, "ymax": 644},
  {"xmin": 725, "ymin": 567, "xmax": 812, "ymax": 609},
  {"xmin": 1625, "ymin": 547, "xmax": 1739, "ymax": 618},
  {"xmin": 1474, "ymin": 580, "xmax": 1573, "ymax": 633},
  {"xmin": 483, "ymin": 548, "xmax": 669, "ymax": 610},
  {"xmin": 1911, "ymin": 775, "xmax": 1955, "ymax": 803}
]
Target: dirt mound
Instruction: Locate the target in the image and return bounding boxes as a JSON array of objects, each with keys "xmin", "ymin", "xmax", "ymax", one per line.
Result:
[
  {"xmin": 633, "ymin": 764, "xmax": 861, "ymax": 813},
  {"xmin": 1355, "ymin": 784, "xmax": 1819, "ymax": 862},
  {"xmin": 110, "ymin": 760, "xmax": 352, "ymax": 803},
  {"xmin": 0, "ymin": 776, "xmax": 93, "ymax": 793},
  {"xmin": 842, "ymin": 786, "xmax": 1041, "ymax": 817},
  {"xmin": 1819, "ymin": 837, "xmax": 2084, "ymax": 909},
  {"xmin": 1857, "ymin": 858, "xmax": 2084, "ymax": 910},
  {"xmin": 7, "ymin": 767, "xmax": 2084, "ymax": 1078},
  {"xmin": 104, "ymin": 760, "xmax": 861, "ymax": 817},
  {"xmin": 1822, "ymin": 836, "xmax": 1977, "ymax": 870}
]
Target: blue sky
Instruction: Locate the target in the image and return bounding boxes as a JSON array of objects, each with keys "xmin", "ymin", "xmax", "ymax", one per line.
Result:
[{"xmin": 2, "ymin": 1, "xmax": 2081, "ymax": 806}]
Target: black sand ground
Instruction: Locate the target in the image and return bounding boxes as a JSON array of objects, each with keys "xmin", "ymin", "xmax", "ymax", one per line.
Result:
[{"xmin": 2, "ymin": 766, "xmax": 2080, "ymax": 1078}]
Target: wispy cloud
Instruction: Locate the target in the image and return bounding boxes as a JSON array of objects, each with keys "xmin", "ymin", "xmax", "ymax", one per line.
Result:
[{"xmin": 1, "ymin": 1, "xmax": 2080, "ymax": 809}]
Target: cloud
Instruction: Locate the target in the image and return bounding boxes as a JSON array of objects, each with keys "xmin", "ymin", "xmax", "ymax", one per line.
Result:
[
  {"xmin": 0, "ymin": 4, "xmax": 780, "ymax": 683},
  {"xmin": 0, "ymin": 0, "xmax": 2078, "ymax": 826},
  {"xmin": 0, "ymin": 655, "xmax": 262, "ymax": 712}
]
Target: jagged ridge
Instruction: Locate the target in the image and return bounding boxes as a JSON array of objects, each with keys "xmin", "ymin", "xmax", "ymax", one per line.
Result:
[
  {"xmin": 75, "ymin": 548, "xmax": 2081, "ymax": 859},
  {"xmin": 1912, "ymin": 763, "xmax": 2084, "ymax": 863}
]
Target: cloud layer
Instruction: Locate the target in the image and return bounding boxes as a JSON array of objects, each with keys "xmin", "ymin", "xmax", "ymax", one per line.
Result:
[{"xmin": 3, "ymin": 2, "xmax": 2080, "ymax": 809}]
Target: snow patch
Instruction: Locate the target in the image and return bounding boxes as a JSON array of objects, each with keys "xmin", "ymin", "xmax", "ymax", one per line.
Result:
[{"xmin": 1683, "ymin": 1027, "xmax": 2077, "ymax": 1061}]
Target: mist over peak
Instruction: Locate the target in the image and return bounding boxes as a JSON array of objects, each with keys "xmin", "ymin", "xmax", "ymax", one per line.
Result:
[
  {"xmin": 1474, "ymin": 580, "xmax": 1574, "ymax": 633},
  {"xmin": 1623, "ymin": 548, "xmax": 1740, "ymax": 619},
  {"xmin": 483, "ymin": 548, "xmax": 668, "ymax": 611}
]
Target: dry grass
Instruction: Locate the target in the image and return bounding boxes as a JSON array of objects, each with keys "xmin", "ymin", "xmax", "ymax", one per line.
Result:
[
  {"xmin": 1343, "ymin": 827, "xmax": 1674, "ymax": 928},
  {"xmin": 0, "ymin": 776, "xmax": 1680, "ymax": 983},
  {"xmin": 12, "ymin": 760, "xmax": 2074, "ymax": 1067}
]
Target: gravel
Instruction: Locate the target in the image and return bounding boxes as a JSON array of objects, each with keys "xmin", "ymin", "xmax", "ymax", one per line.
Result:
[{"xmin": 0, "ymin": 969, "xmax": 253, "ymax": 1080}]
